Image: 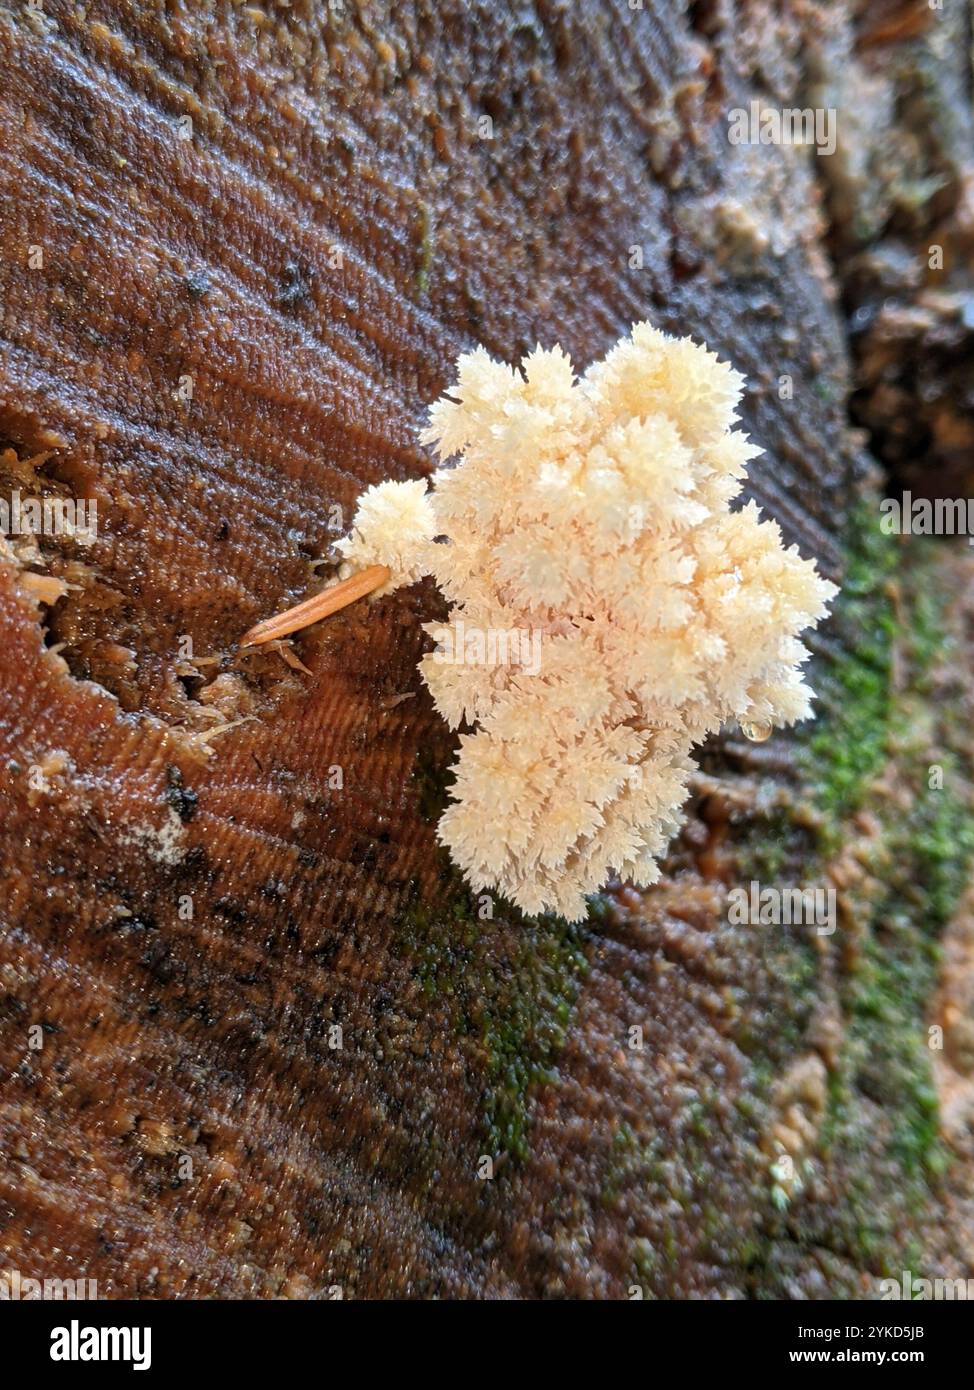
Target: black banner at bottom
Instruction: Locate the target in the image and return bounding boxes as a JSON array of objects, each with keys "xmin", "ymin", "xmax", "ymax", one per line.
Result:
[{"xmin": 3, "ymin": 1296, "xmax": 965, "ymax": 1376}]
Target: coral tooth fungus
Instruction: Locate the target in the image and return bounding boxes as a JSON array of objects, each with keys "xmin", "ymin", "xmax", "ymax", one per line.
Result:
[{"xmin": 251, "ymin": 322, "xmax": 837, "ymax": 921}]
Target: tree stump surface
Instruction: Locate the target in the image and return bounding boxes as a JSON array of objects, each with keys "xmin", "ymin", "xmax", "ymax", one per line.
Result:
[{"xmin": 1, "ymin": 0, "xmax": 972, "ymax": 1297}]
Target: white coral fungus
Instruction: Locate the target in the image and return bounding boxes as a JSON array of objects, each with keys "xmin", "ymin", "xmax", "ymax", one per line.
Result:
[{"xmin": 336, "ymin": 321, "xmax": 837, "ymax": 922}]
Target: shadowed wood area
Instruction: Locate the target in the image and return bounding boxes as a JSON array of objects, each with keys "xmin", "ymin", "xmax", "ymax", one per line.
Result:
[{"xmin": 1, "ymin": 0, "xmax": 972, "ymax": 1298}]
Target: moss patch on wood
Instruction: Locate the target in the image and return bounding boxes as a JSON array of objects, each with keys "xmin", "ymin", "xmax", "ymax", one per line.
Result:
[
  {"xmin": 740, "ymin": 516, "xmax": 974, "ymax": 1293},
  {"xmin": 400, "ymin": 882, "xmax": 590, "ymax": 1163},
  {"xmin": 801, "ymin": 511, "xmax": 898, "ymax": 833}
]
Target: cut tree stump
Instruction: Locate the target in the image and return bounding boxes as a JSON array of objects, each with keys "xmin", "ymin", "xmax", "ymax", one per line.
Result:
[{"xmin": 0, "ymin": 0, "xmax": 972, "ymax": 1297}]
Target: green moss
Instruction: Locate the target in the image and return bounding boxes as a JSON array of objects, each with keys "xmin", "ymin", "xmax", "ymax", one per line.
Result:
[
  {"xmin": 742, "ymin": 521, "xmax": 974, "ymax": 1292},
  {"xmin": 415, "ymin": 200, "xmax": 435, "ymax": 295},
  {"xmin": 829, "ymin": 754, "xmax": 972, "ymax": 1190},
  {"xmin": 480, "ymin": 919, "xmax": 589, "ymax": 1160},
  {"xmin": 601, "ymin": 1122, "xmax": 637, "ymax": 1208},
  {"xmin": 740, "ymin": 805, "xmax": 797, "ymax": 882},
  {"xmin": 818, "ymin": 545, "xmax": 971, "ymax": 1254},
  {"xmin": 616, "ymin": 1084, "xmax": 763, "ymax": 1293},
  {"xmin": 400, "ymin": 887, "xmax": 590, "ymax": 1162},
  {"xmin": 892, "ymin": 174, "xmax": 948, "ymax": 215},
  {"xmin": 905, "ymin": 764, "xmax": 974, "ymax": 929},
  {"xmin": 800, "ymin": 512, "xmax": 897, "ymax": 833}
]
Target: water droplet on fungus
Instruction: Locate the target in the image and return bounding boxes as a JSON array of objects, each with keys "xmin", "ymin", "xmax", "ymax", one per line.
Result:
[{"xmin": 740, "ymin": 719, "xmax": 773, "ymax": 743}]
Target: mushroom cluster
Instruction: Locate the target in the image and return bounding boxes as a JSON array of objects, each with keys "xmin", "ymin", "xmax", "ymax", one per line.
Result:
[
  {"xmin": 327, "ymin": 322, "xmax": 837, "ymax": 920},
  {"xmin": 243, "ymin": 323, "xmax": 837, "ymax": 919}
]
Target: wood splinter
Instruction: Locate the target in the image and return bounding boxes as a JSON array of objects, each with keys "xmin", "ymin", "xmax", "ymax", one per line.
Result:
[{"xmin": 239, "ymin": 564, "xmax": 390, "ymax": 648}]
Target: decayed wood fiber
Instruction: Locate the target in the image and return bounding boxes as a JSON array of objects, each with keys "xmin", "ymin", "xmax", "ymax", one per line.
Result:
[{"xmin": 0, "ymin": 0, "xmax": 970, "ymax": 1298}]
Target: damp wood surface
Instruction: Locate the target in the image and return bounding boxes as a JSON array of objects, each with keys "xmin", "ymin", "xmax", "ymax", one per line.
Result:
[{"xmin": 1, "ymin": 0, "xmax": 973, "ymax": 1297}]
